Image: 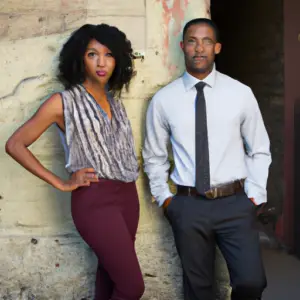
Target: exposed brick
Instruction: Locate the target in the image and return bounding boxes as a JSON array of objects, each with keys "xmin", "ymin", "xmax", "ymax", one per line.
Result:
[
  {"xmin": 87, "ymin": 0, "xmax": 145, "ymax": 16},
  {"xmin": 0, "ymin": 0, "xmax": 87, "ymax": 13},
  {"xmin": 0, "ymin": 11, "xmax": 88, "ymax": 41}
]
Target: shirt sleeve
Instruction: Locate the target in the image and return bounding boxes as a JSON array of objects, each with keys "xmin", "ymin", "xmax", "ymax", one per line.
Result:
[
  {"xmin": 142, "ymin": 95, "xmax": 174, "ymax": 206},
  {"xmin": 241, "ymin": 88, "xmax": 272, "ymax": 205}
]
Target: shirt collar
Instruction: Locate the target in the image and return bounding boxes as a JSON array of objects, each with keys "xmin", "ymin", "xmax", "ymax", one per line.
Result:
[{"xmin": 182, "ymin": 63, "xmax": 217, "ymax": 91}]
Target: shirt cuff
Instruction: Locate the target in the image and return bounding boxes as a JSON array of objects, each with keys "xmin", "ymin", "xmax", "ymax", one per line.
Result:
[
  {"xmin": 155, "ymin": 190, "xmax": 174, "ymax": 207},
  {"xmin": 244, "ymin": 182, "xmax": 267, "ymax": 206}
]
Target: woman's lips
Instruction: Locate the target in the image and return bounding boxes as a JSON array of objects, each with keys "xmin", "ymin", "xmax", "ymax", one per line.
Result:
[{"xmin": 96, "ymin": 71, "xmax": 107, "ymax": 77}]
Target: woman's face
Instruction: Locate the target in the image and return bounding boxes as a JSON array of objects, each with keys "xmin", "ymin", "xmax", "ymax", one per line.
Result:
[{"xmin": 83, "ymin": 39, "xmax": 116, "ymax": 86}]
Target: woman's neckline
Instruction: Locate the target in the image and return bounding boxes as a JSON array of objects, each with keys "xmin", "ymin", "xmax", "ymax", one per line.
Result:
[{"xmin": 79, "ymin": 84, "xmax": 113, "ymax": 123}]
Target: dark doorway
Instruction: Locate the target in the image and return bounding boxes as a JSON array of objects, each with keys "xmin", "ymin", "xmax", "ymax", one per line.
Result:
[
  {"xmin": 285, "ymin": 0, "xmax": 300, "ymax": 258},
  {"xmin": 210, "ymin": 0, "xmax": 284, "ymax": 236}
]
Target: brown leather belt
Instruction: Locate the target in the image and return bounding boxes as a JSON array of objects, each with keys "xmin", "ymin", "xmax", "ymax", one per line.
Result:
[{"xmin": 176, "ymin": 179, "xmax": 245, "ymax": 199}]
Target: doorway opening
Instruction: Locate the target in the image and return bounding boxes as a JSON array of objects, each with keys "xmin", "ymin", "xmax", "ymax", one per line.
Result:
[{"xmin": 210, "ymin": 0, "xmax": 284, "ymax": 240}]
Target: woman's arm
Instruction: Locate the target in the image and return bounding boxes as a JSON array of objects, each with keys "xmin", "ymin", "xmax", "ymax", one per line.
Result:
[{"xmin": 5, "ymin": 93, "xmax": 95, "ymax": 191}]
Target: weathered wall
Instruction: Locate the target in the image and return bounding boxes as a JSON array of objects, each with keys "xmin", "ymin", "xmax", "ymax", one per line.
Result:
[
  {"xmin": 0, "ymin": 1, "xmax": 229, "ymax": 299},
  {"xmin": 211, "ymin": 0, "xmax": 284, "ymax": 213}
]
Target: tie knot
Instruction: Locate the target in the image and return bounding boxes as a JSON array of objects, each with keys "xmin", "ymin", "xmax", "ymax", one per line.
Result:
[{"xmin": 195, "ymin": 81, "xmax": 206, "ymax": 92}]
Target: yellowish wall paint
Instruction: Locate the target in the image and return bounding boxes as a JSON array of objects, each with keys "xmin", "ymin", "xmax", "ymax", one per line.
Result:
[{"xmin": 0, "ymin": 1, "xmax": 220, "ymax": 298}]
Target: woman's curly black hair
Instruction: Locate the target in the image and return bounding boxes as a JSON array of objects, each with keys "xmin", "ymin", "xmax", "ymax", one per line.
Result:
[{"xmin": 57, "ymin": 23, "xmax": 135, "ymax": 98}]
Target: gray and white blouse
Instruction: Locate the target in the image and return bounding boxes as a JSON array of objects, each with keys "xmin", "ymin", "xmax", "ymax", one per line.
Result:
[{"xmin": 58, "ymin": 84, "xmax": 139, "ymax": 182}]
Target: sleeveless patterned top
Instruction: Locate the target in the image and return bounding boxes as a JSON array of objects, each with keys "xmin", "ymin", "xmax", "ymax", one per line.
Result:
[{"xmin": 58, "ymin": 85, "xmax": 139, "ymax": 182}]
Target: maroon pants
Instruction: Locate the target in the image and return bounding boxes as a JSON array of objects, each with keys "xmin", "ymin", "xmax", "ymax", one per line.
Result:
[{"xmin": 71, "ymin": 179, "xmax": 144, "ymax": 300}]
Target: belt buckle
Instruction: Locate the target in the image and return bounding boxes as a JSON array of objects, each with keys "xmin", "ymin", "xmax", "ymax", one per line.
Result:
[
  {"xmin": 205, "ymin": 187, "xmax": 218, "ymax": 199},
  {"xmin": 188, "ymin": 187, "xmax": 191, "ymax": 196}
]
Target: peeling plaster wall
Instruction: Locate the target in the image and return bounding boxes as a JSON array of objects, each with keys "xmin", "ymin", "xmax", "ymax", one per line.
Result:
[{"xmin": 0, "ymin": 1, "xmax": 230, "ymax": 299}]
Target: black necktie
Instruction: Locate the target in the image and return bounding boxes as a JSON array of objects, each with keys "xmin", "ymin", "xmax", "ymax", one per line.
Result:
[{"xmin": 195, "ymin": 81, "xmax": 210, "ymax": 194}]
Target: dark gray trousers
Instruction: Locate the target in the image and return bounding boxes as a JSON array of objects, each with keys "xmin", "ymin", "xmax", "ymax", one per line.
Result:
[{"xmin": 165, "ymin": 190, "xmax": 267, "ymax": 300}]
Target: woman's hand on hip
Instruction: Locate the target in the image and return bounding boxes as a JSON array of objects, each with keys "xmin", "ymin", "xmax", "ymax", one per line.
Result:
[{"xmin": 59, "ymin": 168, "xmax": 99, "ymax": 192}]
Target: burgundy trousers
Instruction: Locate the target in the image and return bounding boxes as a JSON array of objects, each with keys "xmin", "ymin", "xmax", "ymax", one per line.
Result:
[{"xmin": 71, "ymin": 179, "xmax": 144, "ymax": 300}]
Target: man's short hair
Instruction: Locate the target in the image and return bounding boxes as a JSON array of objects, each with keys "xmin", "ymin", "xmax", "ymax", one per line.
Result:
[{"xmin": 182, "ymin": 18, "xmax": 220, "ymax": 42}]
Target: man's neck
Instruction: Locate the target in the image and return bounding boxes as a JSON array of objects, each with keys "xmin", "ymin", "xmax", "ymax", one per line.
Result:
[{"xmin": 187, "ymin": 66, "xmax": 214, "ymax": 80}]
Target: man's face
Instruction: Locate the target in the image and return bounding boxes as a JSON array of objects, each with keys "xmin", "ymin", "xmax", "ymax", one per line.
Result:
[{"xmin": 180, "ymin": 24, "xmax": 221, "ymax": 78}]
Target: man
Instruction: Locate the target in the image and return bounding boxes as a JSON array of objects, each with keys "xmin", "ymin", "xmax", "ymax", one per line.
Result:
[{"xmin": 142, "ymin": 18, "xmax": 271, "ymax": 300}]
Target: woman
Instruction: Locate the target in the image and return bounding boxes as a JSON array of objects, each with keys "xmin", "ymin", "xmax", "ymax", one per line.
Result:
[{"xmin": 5, "ymin": 24, "xmax": 145, "ymax": 300}]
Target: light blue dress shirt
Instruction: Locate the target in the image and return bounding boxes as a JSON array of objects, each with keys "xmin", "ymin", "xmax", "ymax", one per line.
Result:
[{"xmin": 142, "ymin": 66, "xmax": 272, "ymax": 206}]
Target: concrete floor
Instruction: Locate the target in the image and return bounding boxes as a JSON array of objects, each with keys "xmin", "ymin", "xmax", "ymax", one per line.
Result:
[{"xmin": 262, "ymin": 248, "xmax": 300, "ymax": 300}]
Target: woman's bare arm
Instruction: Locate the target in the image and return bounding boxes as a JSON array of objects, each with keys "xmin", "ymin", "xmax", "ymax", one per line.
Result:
[{"xmin": 5, "ymin": 93, "xmax": 91, "ymax": 191}]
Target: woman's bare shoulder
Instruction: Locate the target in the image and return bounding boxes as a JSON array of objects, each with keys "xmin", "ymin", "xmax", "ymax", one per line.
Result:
[{"xmin": 39, "ymin": 92, "xmax": 63, "ymax": 117}]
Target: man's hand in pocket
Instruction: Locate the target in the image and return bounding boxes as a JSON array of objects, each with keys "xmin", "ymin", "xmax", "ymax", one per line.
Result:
[{"xmin": 163, "ymin": 197, "xmax": 173, "ymax": 211}]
